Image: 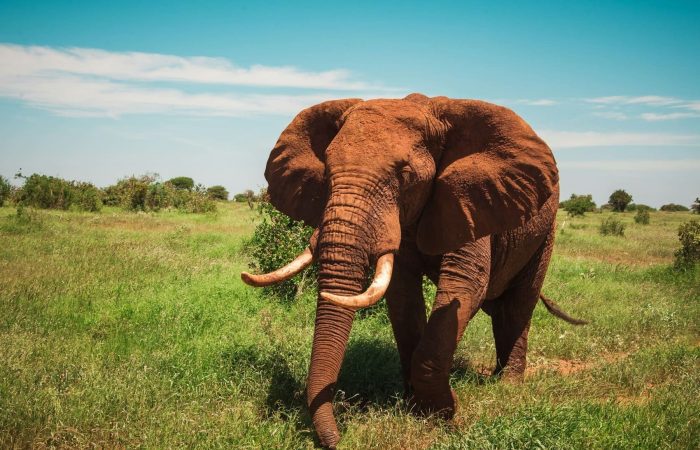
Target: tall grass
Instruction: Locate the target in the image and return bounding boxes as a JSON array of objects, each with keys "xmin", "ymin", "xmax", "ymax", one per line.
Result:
[{"xmin": 0, "ymin": 207, "xmax": 698, "ymax": 449}]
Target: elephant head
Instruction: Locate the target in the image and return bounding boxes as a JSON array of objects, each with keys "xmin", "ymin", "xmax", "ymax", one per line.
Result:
[{"xmin": 241, "ymin": 93, "xmax": 557, "ymax": 448}]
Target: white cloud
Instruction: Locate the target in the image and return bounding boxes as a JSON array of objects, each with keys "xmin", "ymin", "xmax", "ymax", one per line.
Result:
[
  {"xmin": 592, "ymin": 111, "xmax": 629, "ymax": 120},
  {"xmin": 540, "ymin": 130, "xmax": 700, "ymax": 148},
  {"xmin": 0, "ymin": 43, "xmax": 396, "ymax": 117},
  {"xmin": 559, "ymin": 159, "xmax": 700, "ymax": 171},
  {"xmin": 517, "ymin": 99, "xmax": 558, "ymax": 106},
  {"xmin": 585, "ymin": 95, "xmax": 683, "ymax": 106},
  {"xmin": 640, "ymin": 112, "xmax": 700, "ymax": 121},
  {"xmin": 0, "ymin": 43, "xmax": 379, "ymax": 90}
]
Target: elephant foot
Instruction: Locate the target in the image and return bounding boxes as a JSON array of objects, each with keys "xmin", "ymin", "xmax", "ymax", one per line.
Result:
[
  {"xmin": 317, "ymin": 428, "xmax": 340, "ymax": 449},
  {"xmin": 409, "ymin": 386, "xmax": 458, "ymax": 419},
  {"xmin": 492, "ymin": 365, "xmax": 526, "ymax": 382}
]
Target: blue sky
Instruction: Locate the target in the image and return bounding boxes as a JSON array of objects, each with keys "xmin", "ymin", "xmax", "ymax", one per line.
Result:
[{"xmin": 1, "ymin": 0, "xmax": 698, "ymax": 206}]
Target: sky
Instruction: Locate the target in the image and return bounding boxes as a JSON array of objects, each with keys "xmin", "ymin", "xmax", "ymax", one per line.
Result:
[{"xmin": 0, "ymin": 0, "xmax": 698, "ymax": 207}]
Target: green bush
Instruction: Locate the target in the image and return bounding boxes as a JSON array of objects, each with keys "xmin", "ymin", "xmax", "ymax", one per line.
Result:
[
  {"xmin": 16, "ymin": 175, "xmax": 103, "ymax": 212},
  {"xmin": 674, "ymin": 220, "xmax": 700, "ymax": 269},
  {"xmin": 599, "ymin": 216, "xmax": 625, "ymax": 236},
  {"xmin": 17, "ymin": 174, "xmax": 74, "ymax": 210},
  {"xmin": 634, "ymin": 209, "xmax": 650, "ymax": 225},
  {"xmin": 609, "ymin": 189, "xmax": 633, "ymax": 212},
  {"xmin": 167, "ymin": 176, "xmax": 194, "ymax": 191},
  {"xmin": 0, "ymin": 175, "xmax": 10, "ymax": 206},
  {"xmin": 691, "ymin": 198, "xmax": 699, "ymax": 214},
  {"xmin": 245, "ymin": 200, "xmax": 316, "ymax": 300},
  {"xmin": 660, "ymin": 203, "xmax": 689, "ymax": 212},
  {"xmin": 207, "ymin": 185, "xmax": 229, "ymax": 201},
  {"xmin": 561, "ymin": 193, "xmax": 596, "ymax": 217},
  {"xmin": 71, "ymin": 182, "xmax": 103, "ymax": 212},
  {"xmin": 102, "ymin": 175, "xmax": 215, "ymax": 213},
  {"xmin": 627, "ymin": 203, "xmax": 656, "ymax": 212}
]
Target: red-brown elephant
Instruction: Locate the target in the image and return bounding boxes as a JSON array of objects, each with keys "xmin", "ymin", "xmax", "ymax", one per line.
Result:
[{"xmin": 241, "ymin": 93, "xmax": 585, "ymax": 448}]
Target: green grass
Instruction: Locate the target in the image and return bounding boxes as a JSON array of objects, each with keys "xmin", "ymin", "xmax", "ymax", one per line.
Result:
[{"xmin": 1, "ymin": 206, "xmax": 698, "ymax": 449}]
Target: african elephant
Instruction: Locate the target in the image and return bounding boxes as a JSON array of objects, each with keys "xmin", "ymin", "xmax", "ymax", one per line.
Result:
[{"xmin": 241, "ymin": 93, "xmax": 585, "ymax": 448}]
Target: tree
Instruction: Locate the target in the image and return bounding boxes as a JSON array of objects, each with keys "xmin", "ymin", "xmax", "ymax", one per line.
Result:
[
  {"xmin": 0, "ymin": 175, "xmax": 10, "ymax": 206},
  {"xmin": 692, "ymin": 197, "xmax": 700, "ymax": 215},
  {"xmin": 207, "ymin": 185, "xmax": 229, "ymax": 200},
  {"xmin": 660, "ymin": 203, "xmax": 690, "ymax": 212},
  {"xmin": 608, "ymin": 189, "xmax": 632, "ymax": 212},
  {"xmin": 561, "ymin": 193, "xmax": 596, "ymax": 217},
  {"xmin": 167, "ymin": 176, "xmax": 194, "ymax": 191}
]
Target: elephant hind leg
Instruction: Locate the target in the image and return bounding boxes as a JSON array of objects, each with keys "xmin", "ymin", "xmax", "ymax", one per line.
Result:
[{"xmin": 490, "ymin": 226, "xmax": 556, "ymax": 379}]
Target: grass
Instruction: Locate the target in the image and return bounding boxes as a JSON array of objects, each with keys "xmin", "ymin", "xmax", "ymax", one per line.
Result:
[{"xmin": 1, "ymin": 205, "xmax": 698, "ymax": 449}]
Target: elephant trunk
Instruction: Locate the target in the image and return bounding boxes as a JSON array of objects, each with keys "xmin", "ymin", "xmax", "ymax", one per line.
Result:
[{"xmin": 306, "ymin": 175, "xmax": 388, "ymax": 448}]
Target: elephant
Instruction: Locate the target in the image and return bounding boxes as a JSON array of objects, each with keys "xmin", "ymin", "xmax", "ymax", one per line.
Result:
[{"xmin": 241, "ymin": 93, "xmax": 586, "ymax": 448}]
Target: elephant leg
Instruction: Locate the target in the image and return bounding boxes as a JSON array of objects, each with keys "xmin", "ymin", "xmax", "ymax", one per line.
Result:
[
  {"xmin": 490, "ymin": 225, "xmax": 556, "ymax": 379},
  {"xmin": 410, "ymin": 237, "xmax": 491, "ymax": 418},
  {"xmin": 385, "ymin": 240, "xmax": 426, "ymax": 395}
]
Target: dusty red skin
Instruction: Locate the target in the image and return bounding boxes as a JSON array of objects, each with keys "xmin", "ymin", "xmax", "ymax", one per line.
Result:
[{"xmin": 255, "ymin": 93, "xmax": 582, "ymax": 448}]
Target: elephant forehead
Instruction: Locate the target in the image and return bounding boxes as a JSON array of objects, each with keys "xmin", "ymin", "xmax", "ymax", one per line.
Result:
[{"xmin": 344, "ymin": 99, "xmax": 436, "ymax": 130}]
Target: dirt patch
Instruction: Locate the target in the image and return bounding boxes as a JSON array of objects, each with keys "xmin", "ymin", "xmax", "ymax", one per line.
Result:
[{"xmin": 527, "ymin": 352, "xmax": 629, "ymax": 376}]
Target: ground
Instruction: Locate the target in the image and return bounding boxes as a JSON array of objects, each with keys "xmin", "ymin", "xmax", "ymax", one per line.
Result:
[{"xmin": 0, "ymin": 203, "xmax": 698, "ymax": 449}]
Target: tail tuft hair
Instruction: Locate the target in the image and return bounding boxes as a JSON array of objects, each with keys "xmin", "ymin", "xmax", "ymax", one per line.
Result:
[{"xmin": 539, "ymin": 294, "xmax": 588, "ymax": 325}]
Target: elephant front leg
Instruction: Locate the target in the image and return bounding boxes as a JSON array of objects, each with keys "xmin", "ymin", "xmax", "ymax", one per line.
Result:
[
  {"xmin": 385, "ymin": 240, "xmax": 427, "ymax": 397},
  {"xmin": 410, "ymin": 238, "xmax": 490, "ymax": 418}
]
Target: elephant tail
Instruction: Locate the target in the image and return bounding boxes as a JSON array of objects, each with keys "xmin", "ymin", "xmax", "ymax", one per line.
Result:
[{"xmin": 539, "ymin": 294, "xmax": 588, "ymax": 325}]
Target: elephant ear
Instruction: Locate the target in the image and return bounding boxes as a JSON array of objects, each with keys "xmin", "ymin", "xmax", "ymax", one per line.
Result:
[
  {"xmin": 416, "ymin": 98, "xmax": 558, "ymax": 255},
  {"xmin": 265, "ymin": 99, "xmax": 362, "ymax": 227}
]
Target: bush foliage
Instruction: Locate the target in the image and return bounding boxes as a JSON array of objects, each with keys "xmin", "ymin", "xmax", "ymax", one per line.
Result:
[
  {"xmin": 608, "ymin": 189, "xmax": 633, "ymax": 212},
  {"xmin": 207, "ymin": 185, "xmax": 229, "ymax": 200},
  {"xmin": 691, "ymin": 197, "xmax": 700, "ymax": 214},
  {"xmin": 560, "ymin": 194, "xmax": 596, "ymax": 217},
  {"xmin": 626, "ymin": 203, "xmax": 656, "ymax": 212},
  {"xmin": 634, "ymin": 209, "xmax": 650, "ymax": 225},
  {"xmin": 0, "ymin": 175, "xmax": 10, "ymax": 206},
  {"xmin": 103, "ymin": 175, "xmax": 215, "ymax": 213},
  {"xmin": 674, "ymin": 220, "xmax": 700, "ymax": 269},
  {"xmin": 16, "ymin": 174, "xmax": 102, "ymax": 212},
  {"xmin": 600, "ymin": 216, "xmax": 625, "ymax": 236},
  {"xmin": 167, "ymin": 176, "xmax": 194, "ymax": 191},
  {"xmin": 245, "ymin": 200, "xmax": 316, "ymax": 300},
  {"xmin": 660, "ymin": 203, "xmax": 689, "ymax": 212}
]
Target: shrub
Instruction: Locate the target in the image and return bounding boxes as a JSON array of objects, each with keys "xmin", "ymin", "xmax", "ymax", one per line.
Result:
[
  {"xmin": 599, "ymin": 216, "xmax": 625, "ymax": 236},
  {"xmin": 167, "ymin": 176, "xmax": 194, "ymax": 191},
  {"xmin": 674, "ymin": 220, "xmax": 700, "ymax": 269},
  {"xmin": 634, "ymin": 209, "xmax": 650, "ymax": 225},
  {"xmin": 608, "ymin": 189, "xmax": 632, "ymax": 212},
  {"xmin": 660, "ymin": 203, "xmax": 690, "ymax": 212},
  {"xmin": 561, "ymin": 193, "xmax": 596, "ymax": 217},
  {"xmin": 72, "ymin": 182, "xmax": 103, "ymax": 212},
  {"xmin": 627, "ymin": 203, "xmax": 656, "ymax": 212},
  {"xmin": 691, "ymin": 198, "xmax": 700, "ymax": 215},
  {"xmin": 207, "ymin": 185, "xmax": 229, "ymax": 201},
  {"xmin": 0, "ymin": 175, "xmax": 10, "ymax": 206},
  {"xmin": 246, "ymin": 200, "xmax": 316, "ymax": 300},
  {"xmin": 17, "ymin": 174, "xmax": 74, "ymax": 210},
  {"xmin": 103, "ymin": 175, "xmax": 215, "ymax": 213}
]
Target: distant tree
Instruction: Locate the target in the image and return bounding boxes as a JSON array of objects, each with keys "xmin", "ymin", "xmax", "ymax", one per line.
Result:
[
  {"xmin": 207, "ymin": 185, "xmax": 229, "ymax": 201},
  {"xmin": 692, "ymin": 197, "xmax": 700, "ymax": 215},
  {"xmin": 660, "ymin": 203, "xmax": 690, "ymax": 212},
  {"xmin": 626, "ymin": 203, "xmax": 656, "ymax": 212},
  {"xmin": 608, "ymin": 189, "xmax": 633, "ymax": 212},
  {"xmin": 234, "ymin": 189, "xmax": 256, "ymax": 203},
  {"xmin": 561, "ymin": 193, "xmax": 596, "ymax": 217},
  {"xmin": 0, "ymin": 175, "xmax": 10, "ymax": 206},
  {"xmin": 167, "ymin": 176, "xmax": 194, "ymax": 191}
]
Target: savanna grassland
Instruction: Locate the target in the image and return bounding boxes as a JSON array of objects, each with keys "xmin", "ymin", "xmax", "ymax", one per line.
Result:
[{"xmin": 1, "ymin": 204, "xmax": 698, "ymax": 449}]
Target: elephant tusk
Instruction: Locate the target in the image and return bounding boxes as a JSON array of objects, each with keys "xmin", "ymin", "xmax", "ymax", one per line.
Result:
[
  {"xmin": 320, "ymin": 253, "xmax": 394, "ymax": 309},
  {"xmin": 241, "ymin": 247, "xmax": 313, "ymax": 287}
]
